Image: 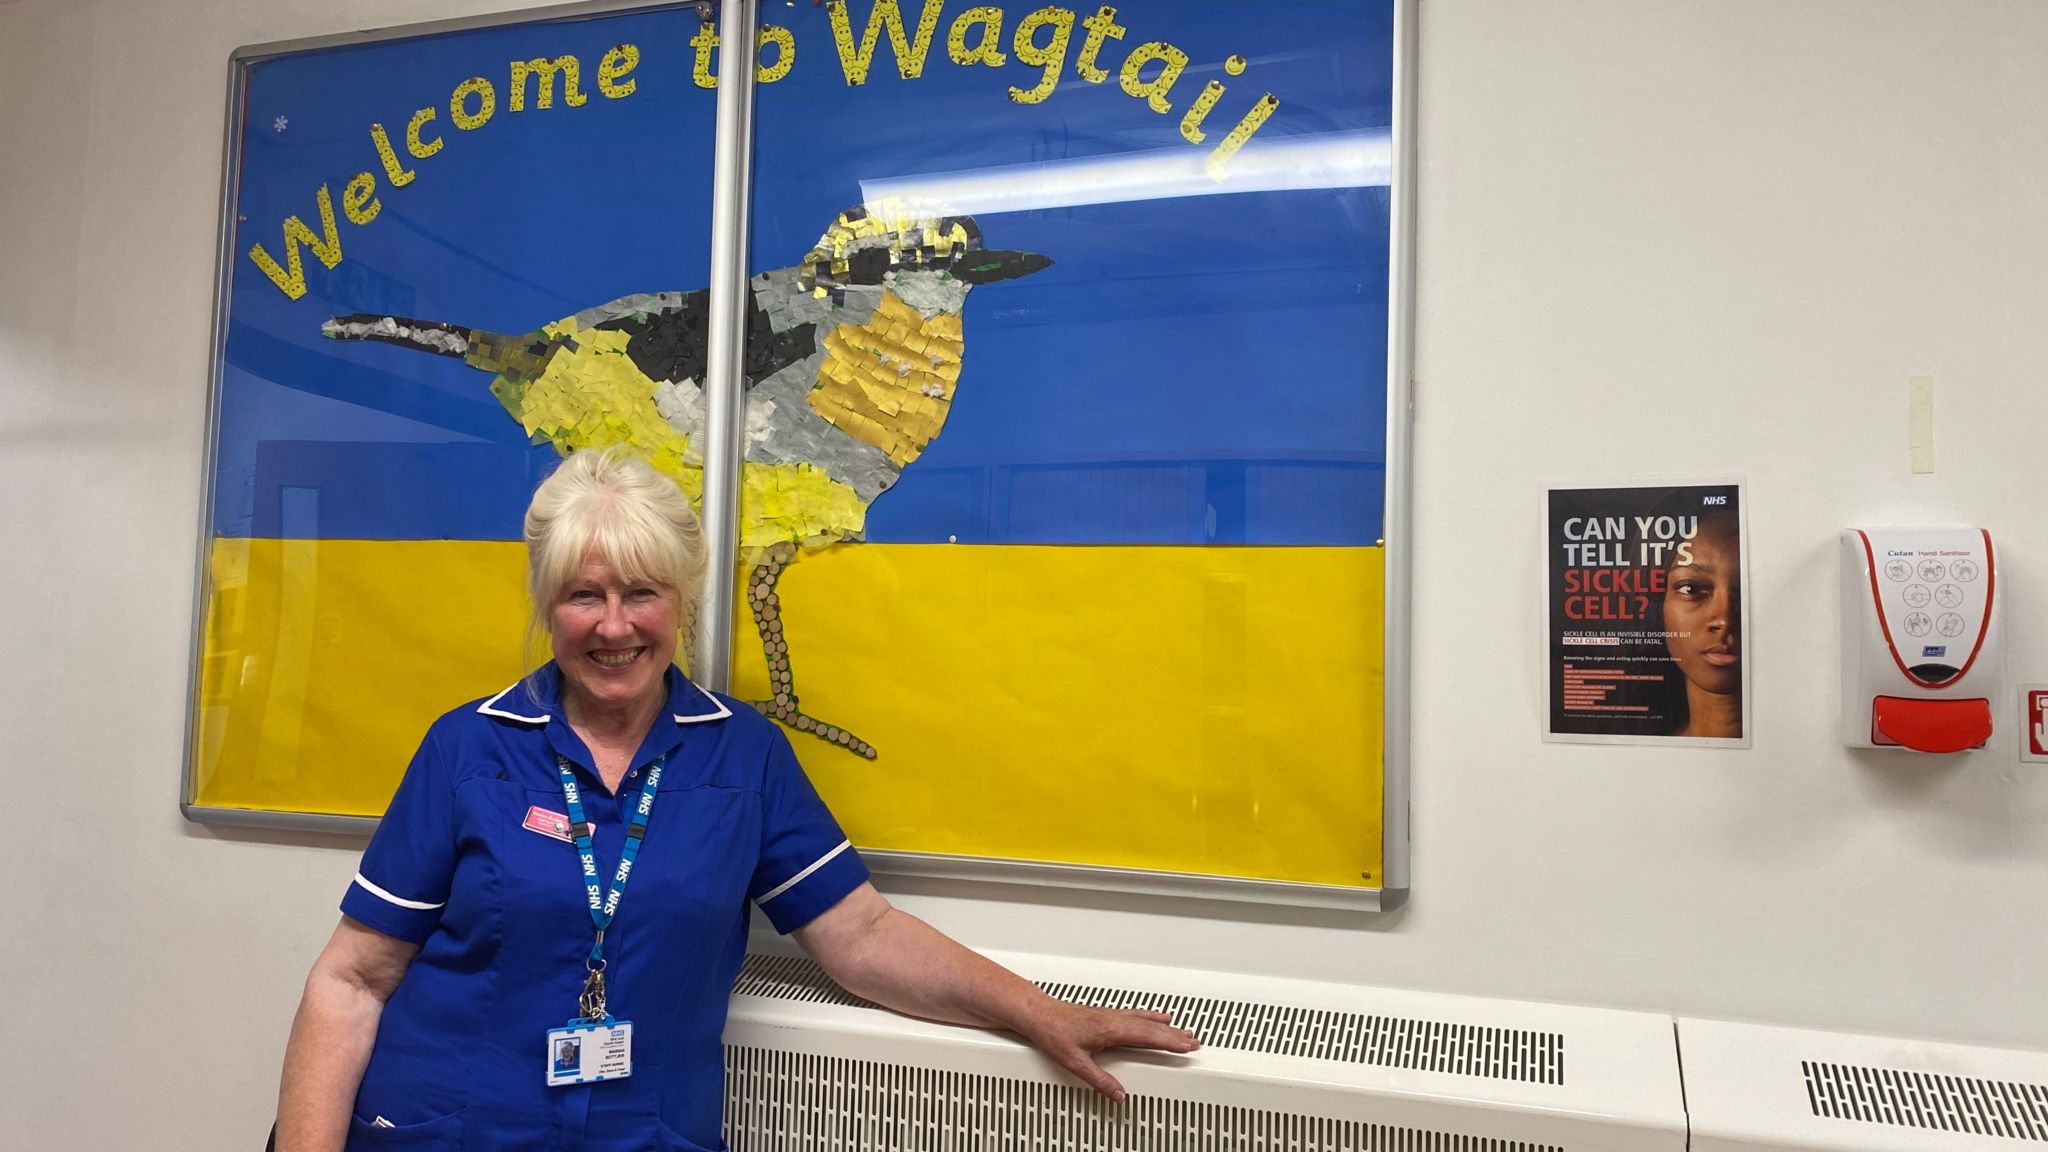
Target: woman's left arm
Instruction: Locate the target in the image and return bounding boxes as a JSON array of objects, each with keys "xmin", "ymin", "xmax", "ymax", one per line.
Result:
[{"xmin": 790, "ymin": 882, "xmax": 1199, "ymax": 1100}]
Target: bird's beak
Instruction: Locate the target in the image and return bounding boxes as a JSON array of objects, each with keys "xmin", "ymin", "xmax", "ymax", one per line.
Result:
[{"xmin": 952, "ymin": 250, "xmax": 1052, "ymax": 285}]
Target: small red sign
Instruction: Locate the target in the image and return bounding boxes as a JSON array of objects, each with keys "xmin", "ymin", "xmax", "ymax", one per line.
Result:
[
  {"xmin": 2028, "ymin": 690, "xmax": 2048, "ymax": 759},
  {"xmin": 523, "ymin": 805, "xmax": 574, "ymax": 843}
]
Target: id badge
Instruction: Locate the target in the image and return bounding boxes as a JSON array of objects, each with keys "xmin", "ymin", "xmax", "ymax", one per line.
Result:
[{"xmin": 545, "ymin": 1018, "xmax": 633, "ymax": 1087}]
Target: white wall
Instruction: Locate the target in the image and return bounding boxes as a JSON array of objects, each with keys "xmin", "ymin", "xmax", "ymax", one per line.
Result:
[{"xmin": 4, "ymin": 0, "xmax": 2045, "ymax": 1145}]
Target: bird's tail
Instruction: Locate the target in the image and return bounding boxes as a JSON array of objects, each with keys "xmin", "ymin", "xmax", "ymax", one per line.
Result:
[{"xmin": 321, "ymin": 313, "xmax": 484, "ymax": 360}]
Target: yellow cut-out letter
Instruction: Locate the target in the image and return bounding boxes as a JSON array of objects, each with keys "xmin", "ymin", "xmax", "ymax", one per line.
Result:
[
  {"xmin": 598, "ymin": 43, "xmax": 640, "ymax": 98},
  {"xmin": 1119, "ymin": 41, "xmax": 1187, "ymax": 114},
  {"xmin": 827, "ymin": 0, "xmax": 944, "ymax": 85},
  {"xmin": 691, "ymin": 21, "xmax": 720, "ymax": 88},
  {"xmin": 510, "ymin": 55, "xmax": 588, "ymax": 111},
  {"xmin": 1206, "ymin": 93, "xmax": 1279, "ymax": 180},
  {"xmin": 1008, "ymin": 7, "xmax": 1075, "ymax": 105},
  {"xmin": 247, "ymin": 185, "xmax": 343, "ymax": 301},
  {"xmin": 1075, "ymin": 6, "xmax": 1124, "ymax": 83},
  {"xmin": 758, "ymin": 25, "xmax": 795, "ymax": 83},
  {"xmin": 946, "ymin": 7, "xmax": 1006, "ymax": 68},
  {"xmin": 1179, "ymin": 80, "xmax": 1224, "ymax": 143},
  {"xmin": 368, "ymin": 124, "xmax": 416, "ymax": 187},
  {"xmin": 405, "ymin": 106, "xmax": 443, "ymax": 158},
  {"xmin": 450, "ymin": 77, "xmax": 496, "ymax": 129},
  {"xmin": 340, "ymin": 172, "xmax": 381, "ymax": 225}
]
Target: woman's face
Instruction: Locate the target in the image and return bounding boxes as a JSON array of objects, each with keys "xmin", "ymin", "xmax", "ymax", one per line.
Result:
[
  {"xmin": 1664, "ymin": 524, "xmax": 1740, "ymax": 696},
  {"xmin": 550, "ymin": 551, "xmax": 680, "ymax": 716}
]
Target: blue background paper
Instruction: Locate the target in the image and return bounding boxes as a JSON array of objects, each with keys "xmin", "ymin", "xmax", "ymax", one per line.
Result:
[{"xmin": 214, "ymin": 1, "xmax": 1392, "ymax": 545}]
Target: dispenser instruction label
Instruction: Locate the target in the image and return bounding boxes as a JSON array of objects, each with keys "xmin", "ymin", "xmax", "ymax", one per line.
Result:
[{"xmin": 1858, "ymin": 529, "xmax": 1992, "ymax": 688}]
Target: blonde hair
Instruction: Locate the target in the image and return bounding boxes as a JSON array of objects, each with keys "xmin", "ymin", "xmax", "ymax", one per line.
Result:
[{"xmin": 523, "ymin": 447, "xmax": 705, "ymax": 669}]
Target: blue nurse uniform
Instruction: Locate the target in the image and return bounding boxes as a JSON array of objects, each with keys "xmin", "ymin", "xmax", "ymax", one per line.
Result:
[{"xmin": 336, "ymin": 662, "xmax": 869, "ymax": 1151}]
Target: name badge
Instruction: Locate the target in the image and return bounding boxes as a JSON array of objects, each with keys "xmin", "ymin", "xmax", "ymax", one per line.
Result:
[
  {"xmin": 546, "ymin": 1018, "xmax": 633, "ymax": 1087},
  {"xmin": 523, "ymin": 805, "xmax": 575, "ymax": 843}
]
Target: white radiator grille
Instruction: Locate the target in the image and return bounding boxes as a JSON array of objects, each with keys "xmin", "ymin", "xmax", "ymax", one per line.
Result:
[
  {"xmin": 724, "ymin": 1046, "xmax": 1567, "ymax": 1152},
  {"xmin": 734, "ymin": 954, "xmax": 1566, "ymax": 1085},
  {"xmin": 1802, "ymin": 1060, "xmax": 2048, "ymax": 1142}
]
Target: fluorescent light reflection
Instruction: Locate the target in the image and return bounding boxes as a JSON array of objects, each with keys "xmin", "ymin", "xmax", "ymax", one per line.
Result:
[{"xmin": 859, "ymin": 127, "xmax": 1391, "ymax": 218}]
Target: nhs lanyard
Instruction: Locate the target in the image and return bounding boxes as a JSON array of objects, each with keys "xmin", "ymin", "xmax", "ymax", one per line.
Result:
[{"xmin": 557, "ymin": 754, "xmax": 664, "ymax": 1022}]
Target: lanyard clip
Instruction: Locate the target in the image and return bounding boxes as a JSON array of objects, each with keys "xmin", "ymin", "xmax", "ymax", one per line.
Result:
[{"xmin": 578, "ymin": 963, "xmax": 607, "ymax": 1023}]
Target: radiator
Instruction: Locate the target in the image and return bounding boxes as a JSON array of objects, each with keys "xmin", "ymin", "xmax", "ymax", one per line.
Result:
[
  {"xmin": 720, "ymin": 948, "xmax": 1687, "ymax": 1150},
  {"xmin": 1682, "ymin": 1017, "xmax": 2048, "ymax": 1152}
]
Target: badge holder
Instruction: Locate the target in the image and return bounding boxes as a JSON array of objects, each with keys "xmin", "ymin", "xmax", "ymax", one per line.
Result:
[
  {"xmin": 545, "ymin": 1017, "xmax": 634, "ymax": 1086},
  {"xmin": 546, "ymin": 948, "xmax": 634, "ymax": 1086}
]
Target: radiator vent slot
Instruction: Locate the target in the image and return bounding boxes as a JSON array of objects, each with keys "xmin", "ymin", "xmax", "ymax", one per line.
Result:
[
  {"xmin": 726, "ymin": 1046, "xmax": 1566, "ymax": 1152},
  {"xmin": 734, "ymin": 954, "xmax": 1565, "ymax": 1085},
  {"xmin": 1802, "ymin": 1060, "xmax": 2048, "ymax": 1142}
]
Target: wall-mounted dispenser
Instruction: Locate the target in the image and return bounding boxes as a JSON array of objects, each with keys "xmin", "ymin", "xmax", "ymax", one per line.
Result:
[{"xmin": 1841, "ymin": 528, "xmax": 2000, "ymax": 752}]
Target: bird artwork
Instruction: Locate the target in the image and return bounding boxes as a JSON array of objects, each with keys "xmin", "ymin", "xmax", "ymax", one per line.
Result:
[{"xmin": 321, "ymin": 204, "xmax": 1051, "ymax": 760}]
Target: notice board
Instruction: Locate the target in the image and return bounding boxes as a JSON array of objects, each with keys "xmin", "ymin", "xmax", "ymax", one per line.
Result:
[{"xmin": 189, "ymin": 0, "xmax": 1411, "ymax": 906}]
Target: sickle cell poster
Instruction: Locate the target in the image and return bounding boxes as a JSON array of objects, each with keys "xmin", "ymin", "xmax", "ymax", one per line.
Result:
[{"xmin": 1543, "ymin": 482, "xmax": 1750, "ymax": 747}]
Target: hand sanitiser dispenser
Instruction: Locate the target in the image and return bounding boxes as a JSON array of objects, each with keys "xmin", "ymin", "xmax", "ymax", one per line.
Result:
[{"xmin": 1841, "ymin": 528, "xmax": 2001, "ymax": 752}]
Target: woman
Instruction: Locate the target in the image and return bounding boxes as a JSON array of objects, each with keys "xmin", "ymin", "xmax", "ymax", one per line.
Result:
[
  {"xmin": 1660, "ymin": 511, "xmax": 1742, "ymax": 738},
  {"xmin": 274, "ymin": 448, "xmax": 1197, "ymax": 1151}
]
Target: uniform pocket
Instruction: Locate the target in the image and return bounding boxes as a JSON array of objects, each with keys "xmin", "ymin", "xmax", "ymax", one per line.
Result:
[
  {"xmin": 654, "ymin": 1117, "xmax": 726, "ymax": 1152},
  {"xmin": 633, "ymin": 785, "xmax": 750, "ymax": 932},
  {"xmin": 496, "ymin": 784, "xmax": 592, "ymax": 925},
  {"xmin": 345, "ymin": 1106, "xmax": 469, "ymax": 1148}
]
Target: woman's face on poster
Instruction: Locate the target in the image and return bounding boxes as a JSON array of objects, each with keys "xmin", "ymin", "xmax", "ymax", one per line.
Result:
[{"xmin": 1663, "ymin": 521, "xmax": 1740, "ymax": 696}]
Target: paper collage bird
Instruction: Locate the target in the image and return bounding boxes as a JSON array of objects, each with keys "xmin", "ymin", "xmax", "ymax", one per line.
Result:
[{"xmin": 323, "ymin": 205, "xmax": 1051, "ymax": 758}]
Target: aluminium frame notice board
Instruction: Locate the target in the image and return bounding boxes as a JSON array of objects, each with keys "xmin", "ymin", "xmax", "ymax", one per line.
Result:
[{"xmin": 184, "ymin": 0, "xmax": 1416, "ymax": 910}]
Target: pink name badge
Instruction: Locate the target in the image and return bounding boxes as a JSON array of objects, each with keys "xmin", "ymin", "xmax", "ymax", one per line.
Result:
[{"xmin": 523, "ymin": 805, "xmax": 574, "ymax": 843}]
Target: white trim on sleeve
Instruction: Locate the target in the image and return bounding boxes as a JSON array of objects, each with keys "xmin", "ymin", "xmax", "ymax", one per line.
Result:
[
  {"xmin": 755, "ymin": 840, "xmax": 852, "ymax": 906},
  {"xmin": 352, "ymin": 872, "xmax": 446, "ymax": 911}
]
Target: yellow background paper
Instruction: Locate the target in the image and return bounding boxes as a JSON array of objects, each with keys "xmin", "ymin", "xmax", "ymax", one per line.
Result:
[{"xmin": 193, "ymin": 538, "xmax": 1383, "ymax": 887}]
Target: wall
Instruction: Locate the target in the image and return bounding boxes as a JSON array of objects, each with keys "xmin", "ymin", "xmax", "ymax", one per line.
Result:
[{"xmin": 3, "ymin": 0, "xmax": 2044, "ymax": 1145}]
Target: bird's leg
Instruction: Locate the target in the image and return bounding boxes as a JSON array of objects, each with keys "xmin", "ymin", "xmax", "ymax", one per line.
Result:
[
  {"xmin": 748, "ymin": 545, "xmax": 799, "ymax": 707},
  {"xmin": 744, "ymin": 543, "xmax": 877, "ymax": 760}
]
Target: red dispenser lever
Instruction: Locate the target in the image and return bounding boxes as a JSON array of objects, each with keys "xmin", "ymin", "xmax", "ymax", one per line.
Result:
[{"xmin": 1871, "ymin": 695, "xmax": 1993, "ymax": 753}]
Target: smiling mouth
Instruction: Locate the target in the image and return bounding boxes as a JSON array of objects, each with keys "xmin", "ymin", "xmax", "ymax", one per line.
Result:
[{"xmin": 590, "ymin": 648, "xmax": 644, "ymax": 669}]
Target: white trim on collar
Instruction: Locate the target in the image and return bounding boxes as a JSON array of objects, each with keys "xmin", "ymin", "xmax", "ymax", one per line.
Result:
[
  {"xmin": 476, "ymin": 682, "xmax": 549, "ymax": 724},
  {"xmin": 674, "ymin": 682, "xmax": 733, "ymax": 725},
  {"xmin": 476, "ymin": 675, "xmax": 728, "ymax": 726}
]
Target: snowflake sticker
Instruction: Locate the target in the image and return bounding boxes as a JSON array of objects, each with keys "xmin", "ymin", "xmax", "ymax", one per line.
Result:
[{"xmin": 273, "ymin": 116, "xmax": 289, "ymax": 133}]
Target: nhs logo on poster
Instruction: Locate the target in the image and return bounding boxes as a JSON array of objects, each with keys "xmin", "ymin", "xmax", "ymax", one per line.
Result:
[{"xmin": 1922, "ymin": 645, "xmax": 1947, "ymax": 657}]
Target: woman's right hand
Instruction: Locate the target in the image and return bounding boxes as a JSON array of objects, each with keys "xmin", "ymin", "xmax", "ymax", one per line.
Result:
[{"xmin": 1018, "ymin": 999, "xmax": 1201, "ymax": 1101}]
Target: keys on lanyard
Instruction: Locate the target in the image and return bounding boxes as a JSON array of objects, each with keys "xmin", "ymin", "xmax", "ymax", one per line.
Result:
[{"xmin": 547, "ymin": 755, "xmax": 663, "ymax": 1087}]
